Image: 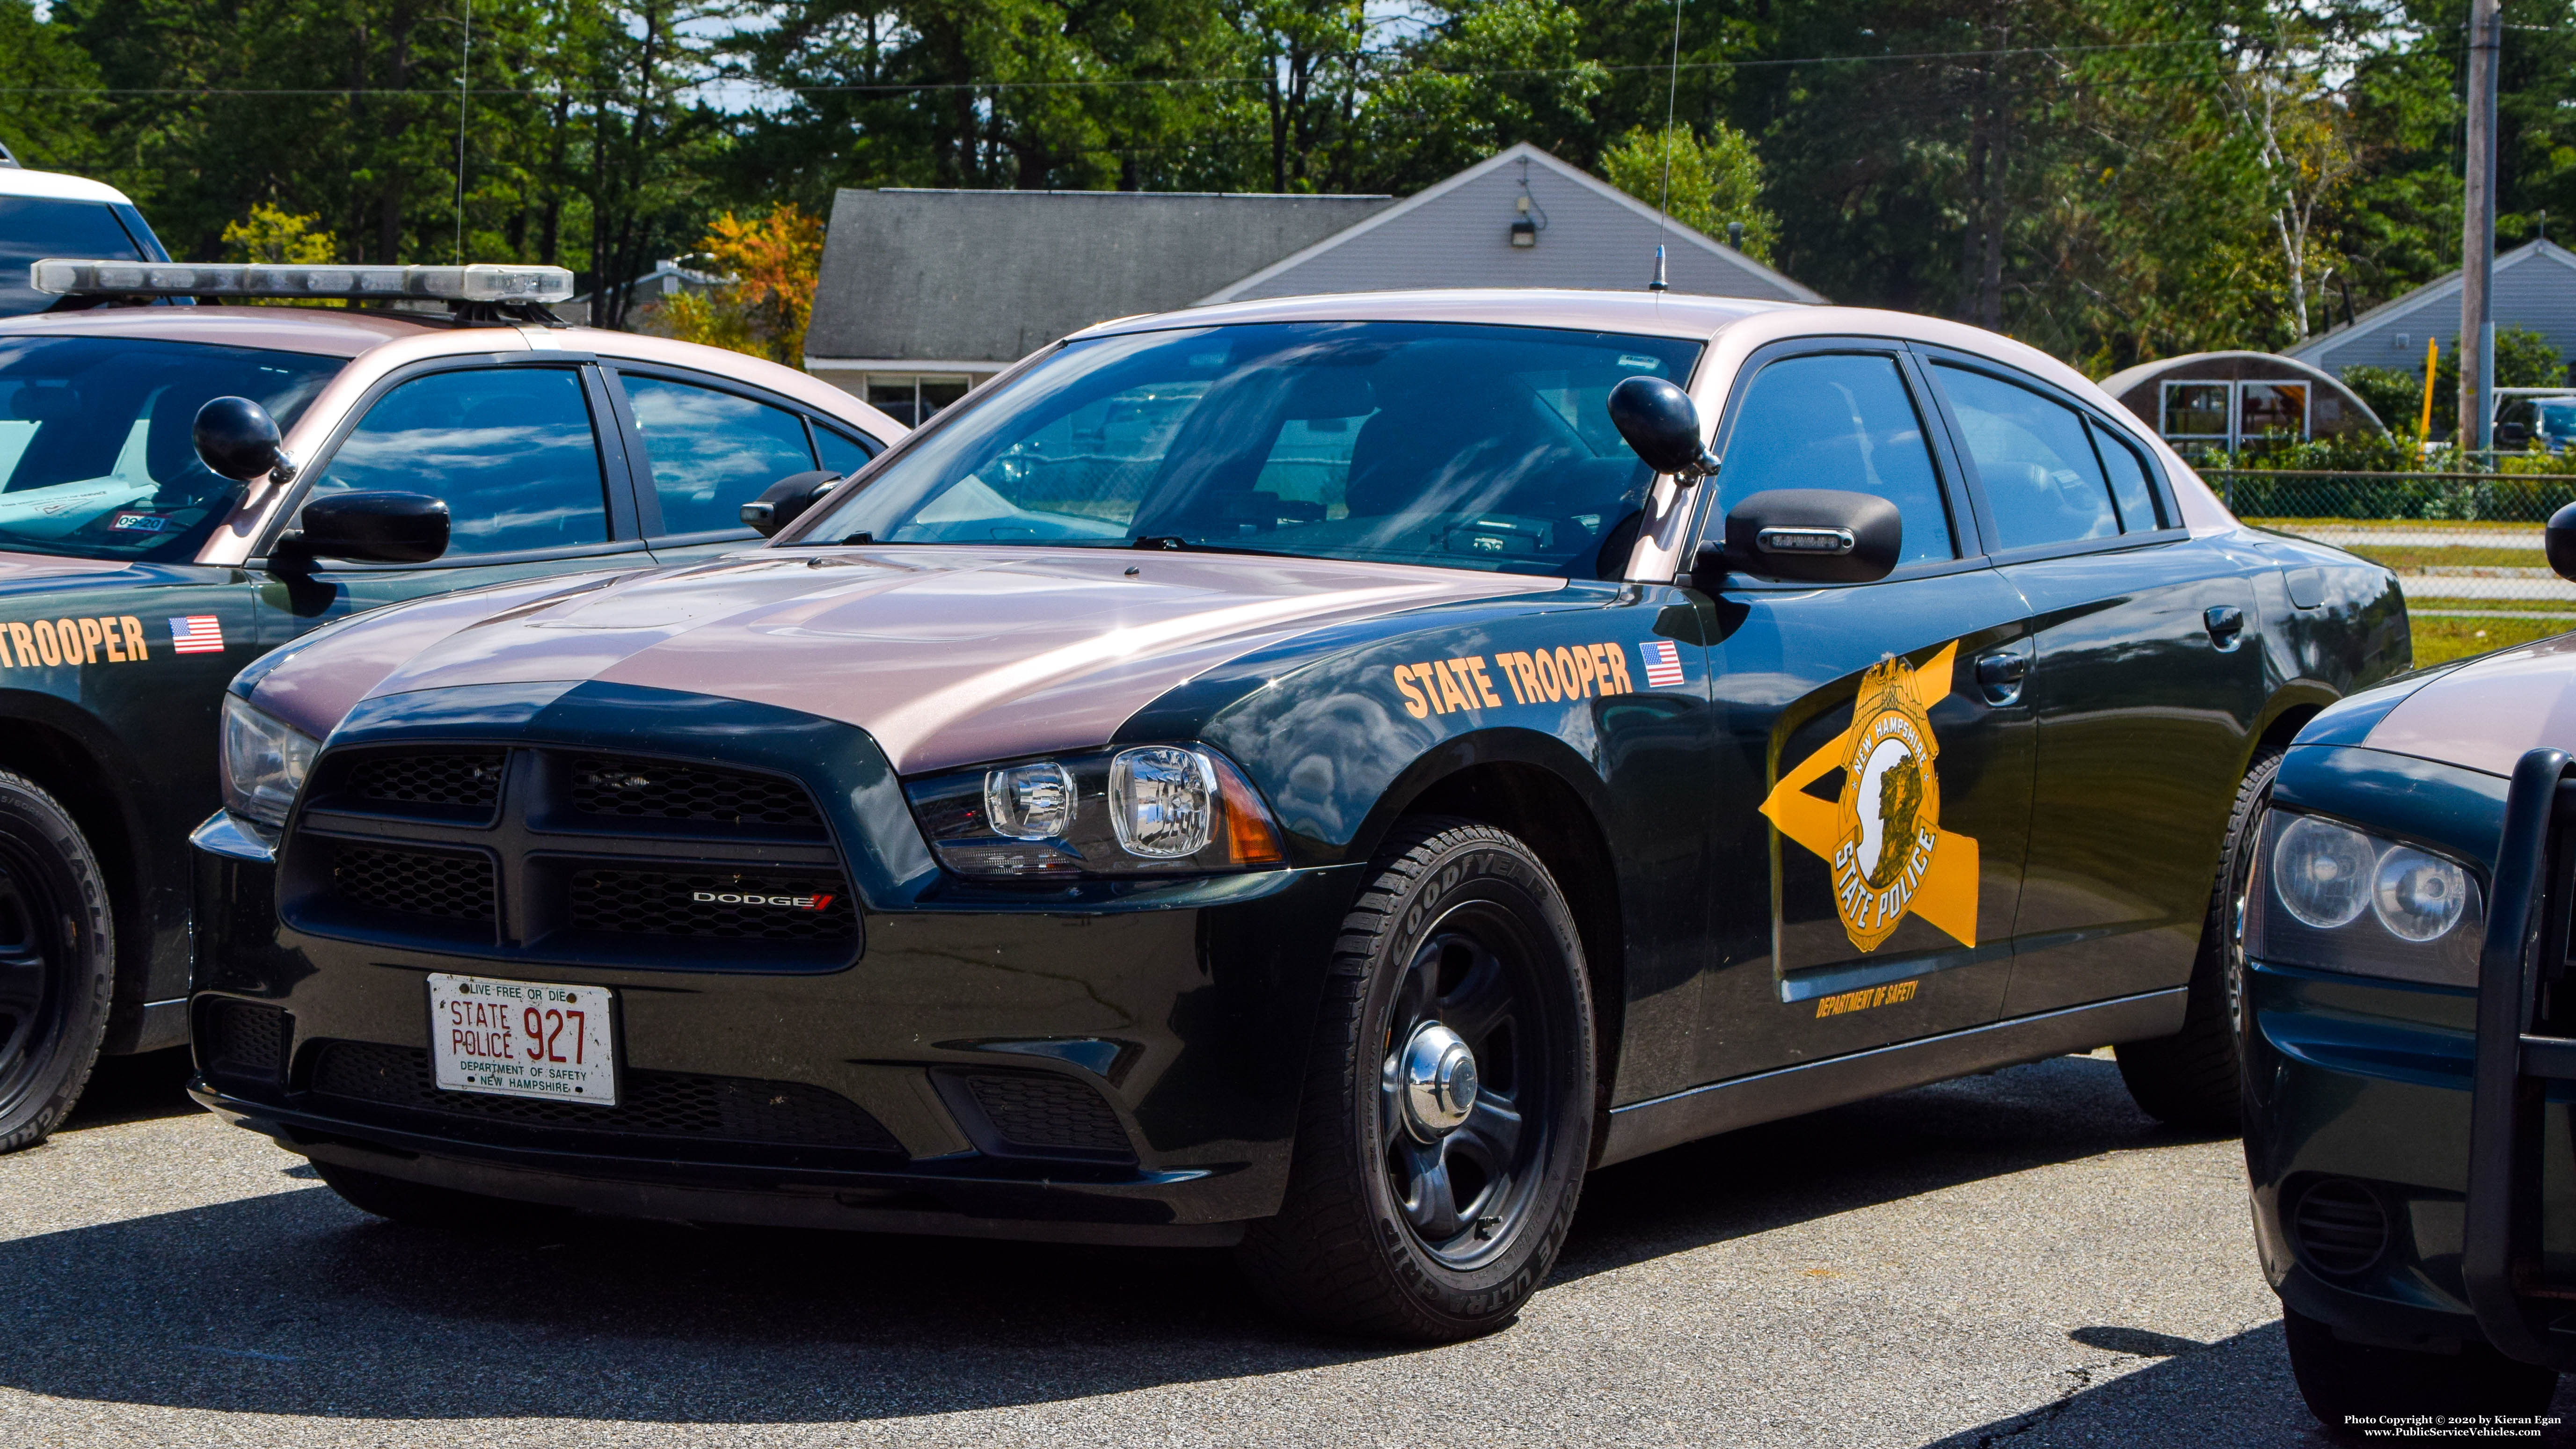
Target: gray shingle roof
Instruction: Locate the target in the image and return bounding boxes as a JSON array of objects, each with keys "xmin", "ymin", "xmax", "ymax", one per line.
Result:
[{"xmin": 805, "ymin": 189, "xmax": 1396, "ymax": 366}]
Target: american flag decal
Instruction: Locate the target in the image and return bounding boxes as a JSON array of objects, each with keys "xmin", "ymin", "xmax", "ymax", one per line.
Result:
[
  {"xmin": 1639, "ymin": 639, "xmax": 1685, "ymax": 689},
  {"xmin": 168, "ymin": 615, "xmax": 225, "ymax": 655}
]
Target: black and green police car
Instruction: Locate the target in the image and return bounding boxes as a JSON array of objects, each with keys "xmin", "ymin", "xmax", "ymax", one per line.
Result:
[{"xmin": 0, "ymin": 260, "xmax": 898, "ymax": 1148}]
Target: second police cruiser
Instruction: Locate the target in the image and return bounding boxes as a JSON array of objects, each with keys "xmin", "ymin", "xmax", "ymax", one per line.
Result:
[{"xmin": 0, "ymin": 259, "xmax": 902, "ymax": 1150}]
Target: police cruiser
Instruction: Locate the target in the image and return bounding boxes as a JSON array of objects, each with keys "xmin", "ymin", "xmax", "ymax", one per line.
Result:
[
  {"xmin": 0, "ymin": 260, "xmax": 900, "ymax": 1149},
  {"xmin": 191, "ymin": 290, "xmax": 2397, "ymax": 1339}
]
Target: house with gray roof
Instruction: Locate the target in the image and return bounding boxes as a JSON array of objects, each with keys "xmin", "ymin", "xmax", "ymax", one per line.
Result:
[
  {"xmin": 2287, "ymin": 239, "xmax": 2576, "ymax": 380},
  {"xmin": 804, "ymin": 142, "xmax": 1820, "ymax": 422}
]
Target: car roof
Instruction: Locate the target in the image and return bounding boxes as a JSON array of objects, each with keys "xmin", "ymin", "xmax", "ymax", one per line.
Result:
[
  {"xmin": 0, "ymin": 305, "xmax": 448, "ymax": 357},
  {"xmin": 0, "ymin": 167, "xmax": 135, "ymax": 207},
  {"xmin": 1077, "ymin": 288, "xmax": 1801, "ymax": 342}
]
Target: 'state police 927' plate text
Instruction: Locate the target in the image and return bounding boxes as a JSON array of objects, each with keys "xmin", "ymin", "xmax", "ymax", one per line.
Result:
[{"xmin": 428, "ymin": 974, "xmax": 617, "ymax": 1106}]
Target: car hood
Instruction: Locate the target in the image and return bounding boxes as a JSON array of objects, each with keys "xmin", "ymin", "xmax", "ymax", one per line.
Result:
[
  {"xmin": 247, "ymin": 547, "xmax": 1560, "ymax": 774},
  {"xmin": 2362, "ymin": 632, "xmax": 2576, "ymax": 777}
]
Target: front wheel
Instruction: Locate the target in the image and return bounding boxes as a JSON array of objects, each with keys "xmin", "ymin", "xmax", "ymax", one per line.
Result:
[
  {"xmin": 0, "ymin": 771, "xmax": 114, "ymax": 1153},
  {"xmin": 1237, "ymin": 818, "xmax": 1595, "ymax": 1341}
]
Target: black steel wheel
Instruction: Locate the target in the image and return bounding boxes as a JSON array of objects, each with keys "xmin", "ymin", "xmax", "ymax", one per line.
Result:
[
  {"xmin": 0, "ymin": 771, "xmax": 113, "ymax": 1153},
  {"xmin": 1240, "ymin": 817, "xmax": 1594, "ymax": 1341},
  {"xmin": 2117, "ymin": 743, "xmax": 2280, "ymax": 1132}
]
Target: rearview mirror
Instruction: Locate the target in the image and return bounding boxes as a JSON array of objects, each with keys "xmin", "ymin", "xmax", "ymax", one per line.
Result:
[
  {"xmin": 195, "ymin": 395, "xmax": 286, "ymax": 482},
  {"xmin": 742, "ymin": 469, "xmax": 844, "ymax": 538},
  {"xmin": 1689, "ymin": 488, "xmax": 1902, "ymax": 588},
  {"xmin": 2547, "ymin": 502, "xmax": 2576, "ymax": 583},
  {"xmin": 285, "ymin": 491, "xmax": 450, "ymax": 565},
  {"xmin": 1607, "ymin": 377, "xmax": 1721, "ymax": 484}
]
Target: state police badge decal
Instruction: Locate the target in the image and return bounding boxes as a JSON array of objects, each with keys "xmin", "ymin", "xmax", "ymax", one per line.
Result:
[{"xmin": 1759, "ymin": 641, "xmax": 1980, "ymax": 953}]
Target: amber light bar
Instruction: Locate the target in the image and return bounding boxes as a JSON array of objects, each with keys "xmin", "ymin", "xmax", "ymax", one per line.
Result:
[{"xmin": 30, "ymin": 260, "xmax": 575, "ymax": 304}]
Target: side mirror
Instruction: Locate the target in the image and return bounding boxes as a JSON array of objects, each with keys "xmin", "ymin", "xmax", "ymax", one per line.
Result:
[
  {"xmin": 741, "ymin": 469, "xmax": 843, "ymax": 538},
  {"xmin": 2547, "ymin": 501, "xmax": 2576, "ymax": 583},
  {"xmin": 1608, "ymin": 376, "xmax": 1721, "ymax": 484},
  {"xmin": 1689, "ymin": 488, "xmax": 1902, "ymax": 587},
  {"xmin": 195, "ymin": 396, "xmax": 287, "ymax": 481},
  {"xmin": 286, "ymin": 491, "xmax": 450, "ymax": 565}
]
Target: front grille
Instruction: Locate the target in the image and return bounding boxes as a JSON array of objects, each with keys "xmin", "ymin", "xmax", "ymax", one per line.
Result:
[
  {"xmin": 333, "ymin": 844, "xmax": 496, "ymax": 922},
  {"xmin": 2292, "ymin": 1178, "xmax": 2391, "ymax": 1276},
  {"xmin": 348, "ymin": 752, "xmax": 504, "ymax": 812},
  {"xmin": 202, "ymin": 999, "xmax": 288, "ymax": 1085},
  {"xmin": 308, "ymin": 1041, "xmax": 900, "ymax": 1152},
  {"xmin": 568, "ymin": 869, "xmax": 854, "ymax": 942},
  {"xmin": 963, "ymin": 1073, "xmax": 1131, "ymax": 1155},
  {"xmin": 568, "ymin": 756, "xmax": 823, "ymax": 833}
]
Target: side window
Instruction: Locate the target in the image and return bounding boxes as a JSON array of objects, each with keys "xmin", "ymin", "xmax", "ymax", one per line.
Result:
[
  {"xmin": 309, "ymin": 368, "xmax": 609, "ymax": 555},
  {"xmin": 814, "ymin": 425, "xmax": 875, "ymax": 479},
  {"xmin": 1932, "ymin": 364, "xmax": 2118, "ymax": 551},
  {"xmin": 1715, "ymin": 353, "xmax": 1956, "ymax": 566},
  {"xmin": 2088, "ymin": 420, "xmax": 2163, "ymax": 532},
  {"xmin": 620, "ymin": 375, "xmax": 816, "ymax": 536}
]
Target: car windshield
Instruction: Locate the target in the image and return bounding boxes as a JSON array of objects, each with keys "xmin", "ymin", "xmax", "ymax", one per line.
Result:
[
  {"xmin": 805, "ymin": 320, "xmax": 1705, "ymax": 578},
  {"xmin": 2535, "ymin": 399, "xmax": 2576, "ymax": 441},
  {"xmin": 0, "ymin": 196, "xmax": 150, "ymax": 318},
  {"xmin": 0, "ymin": 336, "xmax": 341, "ymax": 562}
]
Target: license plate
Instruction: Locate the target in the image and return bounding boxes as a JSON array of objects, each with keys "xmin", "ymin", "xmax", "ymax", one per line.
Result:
[{"xmin": 427, "ymin": 973, "xmax": 617, "ymax": 1106}]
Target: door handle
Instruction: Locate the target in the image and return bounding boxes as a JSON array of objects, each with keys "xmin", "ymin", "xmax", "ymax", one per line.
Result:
[
  {"xmin": 2204, "ymin": 604, "xmax": 2246, "ymax": 648},
  {"xmin": 1975, "ymin": 647, "xmax": 2030, "ymax": 705}
]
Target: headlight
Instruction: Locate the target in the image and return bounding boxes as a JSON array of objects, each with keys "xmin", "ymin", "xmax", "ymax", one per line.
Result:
[
  {"xmin": 2247, "ymin": 808, "xmax": 2485, "ymax": 988},
  {"xmin": 907, "ymin": 743, "xmax": 1284, "ymax": 880},
  {"xmin": 220, "ymin": 695, "xmax": 320, "ymax": 830}
]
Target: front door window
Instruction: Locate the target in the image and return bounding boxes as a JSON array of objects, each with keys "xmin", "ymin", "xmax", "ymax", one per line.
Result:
[{"xmin": 306, "ymin": 368, "xmax": 610, "ymax": 555}]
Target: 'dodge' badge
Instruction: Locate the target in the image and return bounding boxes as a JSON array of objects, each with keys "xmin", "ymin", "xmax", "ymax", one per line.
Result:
[{"xmin": 1759, "ymin": 641, "xmax": 1979, "ymax": 953}]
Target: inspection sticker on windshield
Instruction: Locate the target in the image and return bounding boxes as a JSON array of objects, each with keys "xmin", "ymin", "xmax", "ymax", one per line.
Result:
[
  {"xmin": 107, "ymin": 512, "xmax": 171, "ymax": 533},
  {"xmin": 428, "ymin": 973, "xmax": 618, "ymax": 1106}
]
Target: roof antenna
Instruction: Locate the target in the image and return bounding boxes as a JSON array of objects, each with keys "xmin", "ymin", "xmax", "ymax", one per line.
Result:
[
  {"xmin": 1648, "ymin": 0, "xmax": 1684, "ymax": 291},
  {"xmin": 454, "ymin": 0, "xmax": 471, "ymax": 265}
]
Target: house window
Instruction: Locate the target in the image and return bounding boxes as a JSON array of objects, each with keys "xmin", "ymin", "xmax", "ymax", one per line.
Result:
[
  {"xmin": 2157, "ymin": 379, "xmax": 2311, "ymax": 458},
  {"xmin": 862, "ymin": 373, "xmax": 978, "ymax": 427}
]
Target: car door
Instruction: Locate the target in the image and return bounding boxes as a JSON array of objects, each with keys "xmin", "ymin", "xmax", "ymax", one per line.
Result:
[
  {"xmin": 253, "ymin": 360, "xmax": 652, "ymax": 644},
  {"xmin": 1915, "ymin": 351, "xmax": 2266, "ymax": 1017},
  {"xmin": 603, "ymin": 366, "xmax": 882, "ymax": 566},
  {"xmin": 1689, "ymin": 341, "xmax": 2040, "ymax": 1082}
]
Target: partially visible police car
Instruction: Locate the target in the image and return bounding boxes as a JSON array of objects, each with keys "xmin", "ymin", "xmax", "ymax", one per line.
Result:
[
  {"xmin": 2244, "ymin": 510, "xmax": 2576, "ymax": 1430},
  {"xmin": 190, "ymin": 289, "xmax": 2401, "ymax": 1340},
  {"xmin": 0, "ymin": 261, "xmax": 900, "ymax": 1150}
]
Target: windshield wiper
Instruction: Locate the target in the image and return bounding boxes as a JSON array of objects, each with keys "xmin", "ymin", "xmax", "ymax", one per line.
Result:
[{"xmin": 1128, "ymin": 535, "xmax": 1286, "ymax": 557}]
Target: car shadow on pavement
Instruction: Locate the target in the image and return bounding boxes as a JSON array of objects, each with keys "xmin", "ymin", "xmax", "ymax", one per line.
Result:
[
  {"xmin": 60, "ymin": 1047, "xmax": 202, "ymax": 1130},
  {"xmin": 1924, "ymin": 1320, "xmax": 2576, "ymax": 1448},
  {"xmin": 0, "ymin": 1053, "xmax": 2240, "ymax": 1425}
]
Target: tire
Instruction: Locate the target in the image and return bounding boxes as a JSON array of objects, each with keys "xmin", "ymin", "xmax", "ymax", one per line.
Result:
[
  {"xmin": 0, "ymin": 771, "xmax": 114, "ymax": 1153},
  {"xmin": 2284, "ymin": 1306, "xmax": 2557, "ymax": 1436},
  {"xmin": 313, "ymin": 1159, "xmax": 573, "ymax": 1235},
  {"xmin": 1237, "ymin": 817, "xmax": 1595, "ymax": 1341},
  {"xmin": 2116, "ymin": 744, "xmax": 2280, "ymax": 1132}
]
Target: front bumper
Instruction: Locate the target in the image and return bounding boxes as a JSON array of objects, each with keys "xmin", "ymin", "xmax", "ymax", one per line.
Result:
[{"xmin": 193, "ymin": 819, "xmax": 1362, "ymax": 1241}]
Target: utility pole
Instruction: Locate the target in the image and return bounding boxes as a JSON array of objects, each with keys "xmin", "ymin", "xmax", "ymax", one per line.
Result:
[{"xmin": 2460, "ymin": 0, "xmax": 2502, "ymax": 453}]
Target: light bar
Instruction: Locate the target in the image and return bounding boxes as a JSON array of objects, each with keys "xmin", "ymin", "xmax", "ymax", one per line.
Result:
[{"xmin": 30, "ymin": 260, "xmax": 575, "ymax": 305}]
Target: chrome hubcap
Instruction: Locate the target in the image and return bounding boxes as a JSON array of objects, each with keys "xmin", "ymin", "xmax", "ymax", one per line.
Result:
[{"xmin": 1397, "ymin": 1021, "xmax": 1479, "ymax": 1139}]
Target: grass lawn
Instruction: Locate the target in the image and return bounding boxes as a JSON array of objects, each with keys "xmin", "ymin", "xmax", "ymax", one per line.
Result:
[
  {"xmin": 2411, "ymin": 613, "xmax": 2571, "ymax": 665},
  {"xmin": 2346, "ymin": 544, "xmax": 2545, "ymax": 570},
  {"xmin": 2245, "ymin": 516, "xmax": 2542, "ymax": 534}
]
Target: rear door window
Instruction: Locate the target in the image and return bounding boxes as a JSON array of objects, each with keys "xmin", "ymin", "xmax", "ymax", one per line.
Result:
[
  {"xmin": 1932, "ymin": 364, "xmax": 2120, "ymax": 552},
  {"xmin": 2089, "ymin": 421, "xmax": 2163, "ymax": 532},
  {"xmin": 619, "ymin": 375, "xmax": 817, "ymax": 537},
  {"xmin": 307, "ymin": 367, "xmax": 611, "ymax": 555}
]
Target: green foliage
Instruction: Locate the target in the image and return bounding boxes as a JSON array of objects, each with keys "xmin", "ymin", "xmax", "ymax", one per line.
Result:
[
  {"xmin": 2341, "ymin": 365, "xmax": 2431, "ymax": 436},
  {"xmin": 0, "ymin": 1, "xmax": 105, "ymax": 172},
  {"xmin": 1598, "ymin": 124, "xmax": 1777, "ymax": 262},
  {"xmin": 221, "ymin": 205, "xmax": 338, "ymax": 265}
]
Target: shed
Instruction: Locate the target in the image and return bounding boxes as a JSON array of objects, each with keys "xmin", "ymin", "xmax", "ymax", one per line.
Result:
[
  {"xmin": 2097, "ymin": 350, "xmax": 2386, "ymax": 455},
  {"xmin": 2287, "ymin": 239, "xmax": 2576, "ymax": 379}
]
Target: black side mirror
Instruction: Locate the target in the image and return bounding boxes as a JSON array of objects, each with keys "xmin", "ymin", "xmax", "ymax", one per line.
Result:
[
  {"xmin": 284, "ymin": 491, "xmax": 450, "ymax": 565},
  {"xmin": 1689, "ymin": 488, "xmax": 1902, "ymax": 587},
  {"xmin": 2547, "ymin": 501, "xmax": 2576, "ymax": 583},
  {"xmin": 195, "ymin": 396, "xmax": 286, "ymax": 481},
  {"xmin": 742, "ymin": 469, "xmax": 843, "ymax": 538},
  {"xmin": 1608, "ymin": 377, "xmax": 1721, "ymax": 484}
]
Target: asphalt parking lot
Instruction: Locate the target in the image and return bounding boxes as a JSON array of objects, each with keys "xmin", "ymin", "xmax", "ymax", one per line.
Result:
[{"xmin": 0, "ymin": 1049, "xmax": 2562, "ymax": 1448}]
